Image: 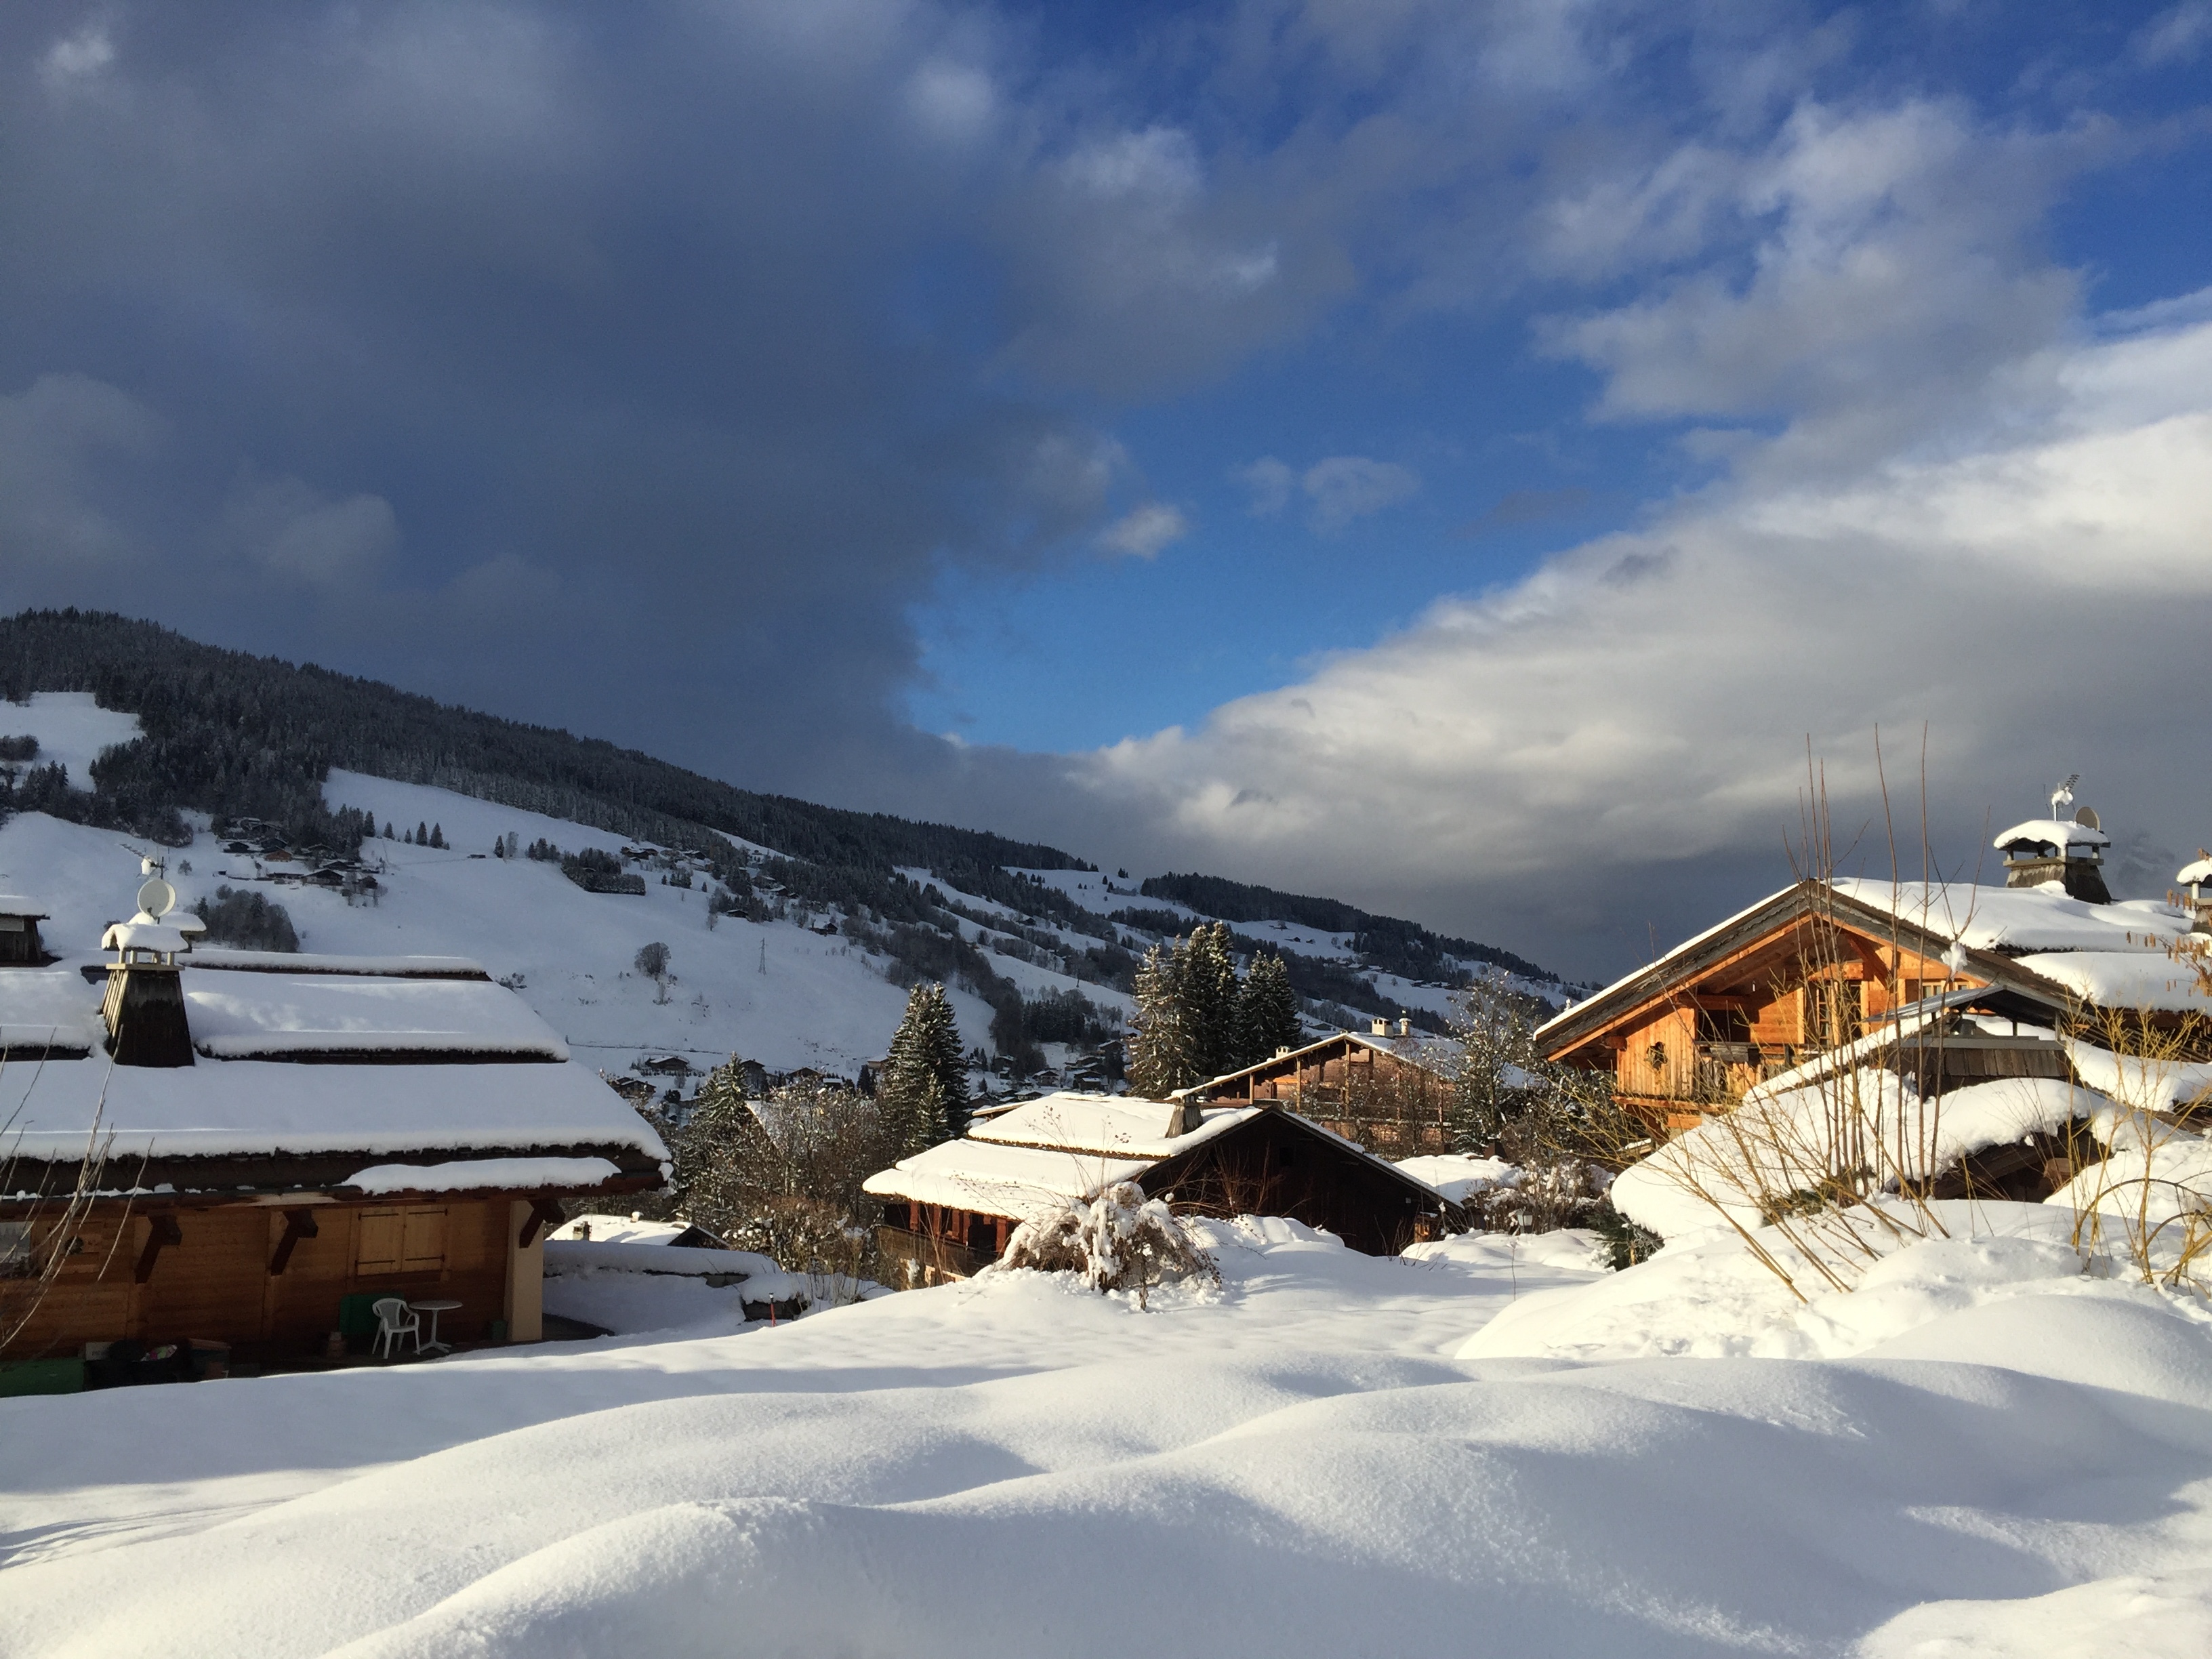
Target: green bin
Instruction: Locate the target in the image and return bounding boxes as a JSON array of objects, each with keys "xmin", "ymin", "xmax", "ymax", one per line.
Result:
[{"xmin": 0, "ymin": 1358, "xmax": 86, "ymax": 1397}]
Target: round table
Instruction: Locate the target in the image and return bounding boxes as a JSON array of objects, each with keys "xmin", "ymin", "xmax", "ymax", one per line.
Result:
[{"xmin": 408, "ymin": 1299, "xmax": 464, "ymax": 1355}]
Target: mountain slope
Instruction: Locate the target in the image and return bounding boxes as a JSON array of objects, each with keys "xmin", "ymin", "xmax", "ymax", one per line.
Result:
[{"xmin": 0, "ymin": 612, "xmax": 1564, "ymax": 1069}]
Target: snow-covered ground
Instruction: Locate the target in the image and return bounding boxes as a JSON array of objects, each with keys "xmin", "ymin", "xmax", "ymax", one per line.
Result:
[
  {"xmin": 7, "ymin": 1209, "xmax": 2212, "ymax": 1657},
  {"xmin": 0, "ymin": 692, "xmax": 142, "ymax": 790}
]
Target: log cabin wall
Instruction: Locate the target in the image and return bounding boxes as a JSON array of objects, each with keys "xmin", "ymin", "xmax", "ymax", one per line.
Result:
[
  {"xmin": 3, "ymin": 1195, "xmax": 518, "ymax": 1359},
  {"xmin": 1204, "ymin": 1040, "xmax": 1453, "ymax": 1155}
]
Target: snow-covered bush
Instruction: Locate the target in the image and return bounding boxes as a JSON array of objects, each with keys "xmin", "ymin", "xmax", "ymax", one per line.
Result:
[{"xmin": 999, "ymin": 1183, "xmax": 1218, "ymax": 1304}]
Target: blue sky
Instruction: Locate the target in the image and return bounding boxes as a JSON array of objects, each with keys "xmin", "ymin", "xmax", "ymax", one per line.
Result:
[{"xmin": 3, "ymin": 1, "xmax": 2209, "ymax": 974}]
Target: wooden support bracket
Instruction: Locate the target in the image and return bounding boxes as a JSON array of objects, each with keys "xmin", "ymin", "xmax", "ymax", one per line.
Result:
[
  {"xmin": 268, "ymin": 1208, "xmax": 320, "ymax": 1276},
  {"xmin": 134, "ymin": 1213, "xmax": 182, "ymax": 1283},
  {"xmin": 517, "ymin": 1197, "xmax": 567, "ymax": 1249}
]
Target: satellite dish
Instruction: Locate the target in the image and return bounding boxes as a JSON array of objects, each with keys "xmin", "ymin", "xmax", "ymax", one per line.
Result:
[
  {"xmin": 136, "ymin": 876, "xmax": 177, "ymax": 918},
  {"xmin": 2076, "ymin": 807, "xmax": 2100, "ymax": 830}
]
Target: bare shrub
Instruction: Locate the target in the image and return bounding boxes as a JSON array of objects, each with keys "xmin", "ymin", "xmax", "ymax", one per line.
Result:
[{"xmin": 999, "ymin": 1183, "xmax": 1219, "ymax": 1305}]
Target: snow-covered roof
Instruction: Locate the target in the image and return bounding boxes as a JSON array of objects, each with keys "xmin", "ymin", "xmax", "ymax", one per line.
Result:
[
  {"xmin": 184, "ymin": 974, "xmax": 569, "ymax": 1061},
  {"xmin": 0, "ymin": 963, "xmax": 661, "ymax": 1170},
  {"xmin": 0, "ymin": 895, "xmax": 49, "ymax": 919},
  {"xmin": 0, "ymin": 966, "xmax": 104, "ymax": 1052},
  {"xmin": 863, "ymin": 1134, "xmax": 1158, "ymax": 1218},
  {"xmin": 1993, "ymin": 817, "xmax": 2110, "ymax": 855},
  {"xmin": 2179, "ymin": 854, "xmax": 2212, "ymax": 888},
  {"xmin": 548, "ymin": 1214, "xmax": 694, "ymax": 1245},
  {"xmin": 345, "ymin": 1155, "xmax": 621, "ymax": 1195},
  {"xmin": 1826, "ymin": 880, "xmax": 2192, "ymax": 955},
  {"xmin": 0, "ymin": 1054, "xmax": 665, "ymax": 1168},
  {"xmin": 968, "ymin": 1090, "xmax": 1256, "ymax": 1160},
  {"xmin": 102, "ymin": 922, "xmax": 191, "ymax": 955},
  {"xmin": 2015, "ymin": 949, "xmax": 2211, "ymax": 1014}
]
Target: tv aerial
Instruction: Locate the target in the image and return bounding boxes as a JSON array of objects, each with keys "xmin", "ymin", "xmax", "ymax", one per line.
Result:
[{"xmin": 2048, "ymin": 773, "xmax": 2078, "ymax": 819}]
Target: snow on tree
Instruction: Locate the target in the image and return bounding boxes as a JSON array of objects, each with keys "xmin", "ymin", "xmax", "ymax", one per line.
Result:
[
  {"xmin": 1128, "ymin": 940, "xmax": 1195, "ymax": 1098},
  {"xmin": 880, "ymin": 981, "xmax": 967, "ymax": 1153},
  {"xmin": 1182, "ymin": 921, "xmax": 1242, "ymax": 1082},
  {"xmin": 1236, "ymin": 951, "xmax": 1302, "ymax": 1065},
  {"xmin": 998, "ymin": 1182, "xmax": 1218, "ymax": 1305},
  {"xmin": 634, "ymin": 940, "xmax": 673, "ymax": 1003}
]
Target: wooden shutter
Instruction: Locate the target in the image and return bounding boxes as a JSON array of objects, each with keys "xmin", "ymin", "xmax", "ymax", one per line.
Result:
[
  {"xmin": 355, "ymin": 1210, "xmax": 403, "ymax": 1274},
  {"xmin": 401, "ymin": 1208, "xmax": 448, "ymax": 1271}
]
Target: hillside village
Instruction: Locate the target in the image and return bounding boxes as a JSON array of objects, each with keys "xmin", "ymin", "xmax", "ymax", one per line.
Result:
[{"xmin": 7, "ymin": 637, "xmax": 2212, "ymax": 1657}]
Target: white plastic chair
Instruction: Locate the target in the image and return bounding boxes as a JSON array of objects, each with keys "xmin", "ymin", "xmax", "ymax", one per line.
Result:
[{"xmin": 371, "ymin": 1296, "xmax": 420, "ymax": 1358}]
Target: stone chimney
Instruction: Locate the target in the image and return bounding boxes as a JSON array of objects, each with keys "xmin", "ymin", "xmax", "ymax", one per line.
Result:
[
  {"xmin": 1370, "ymin": 1017, "xmax": 1389, "ymax": 1036},
  {"xmin": 100, "ymin": 922, "xmax": 195, "ymax": 1067},
  {"xmin": 1994, "ymin": 809, "xmax": 2112, "ymax": 905}
]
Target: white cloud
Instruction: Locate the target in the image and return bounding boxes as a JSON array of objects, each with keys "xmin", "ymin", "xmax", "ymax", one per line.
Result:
[
  {"xmin": 41, "ymin": 26, "xmax": 115, "ymax": 90},
  {"xmin": 1096, "ymin": 502, "xmax": 1189, "ymax": 560},
  {"xmin": 1235, "ymin": 457, "xmax": 1296, "ymax": 516},
  {"xmin": 1235, "ymin": 455, "xmax": 1421, "ymax": 530},
  {"xmin": 2134, "ymin": 3, "xmax": 2212, "ymax": 65},
  {"xmin": 1301, "ymin": 456, "xmax": 1422, "ymax": 530},
  {"xmin": 1048, "ymin": 308, "xmax": 2212, "ymax": 967},
  {"xmin": 0, "ymin": 373, "xmax": 165, "ymax": 576},
  {"xmin": 221, "ymin": 470, "xmax": 399, "ymax": 588}
]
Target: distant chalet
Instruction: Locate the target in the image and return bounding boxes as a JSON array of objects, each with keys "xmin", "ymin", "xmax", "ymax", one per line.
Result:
[
  {"xmin": 863, "ymin": 1091, "xmax": 1454, "ymax": 1285},
  {"xmin": 1174, "ymin": 1018, "xmax": 1464, "ymax": 1155},
  {"xmin": 1, "ymin": 905, "xmax": 665, "ymax": 1364},
  {"xmin": 1538, "ymin": 811, "xmax": 2211, "ymax": 1147}
]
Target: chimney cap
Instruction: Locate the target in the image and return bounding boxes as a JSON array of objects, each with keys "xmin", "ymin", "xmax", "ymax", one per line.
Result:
[
  {"xmin": 1370, "ymin": 1017, "xmax": 1389, "ymax": 1036},
  {"xmin": 102, "ymin": 922, "xmax": 190, "ymax": 957}
]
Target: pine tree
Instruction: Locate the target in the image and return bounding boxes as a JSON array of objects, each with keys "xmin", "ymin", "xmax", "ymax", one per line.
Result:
[
  {"xmin": 383, "ymin": 821, "xmax": 394, "ymax": 839},
  {"xmin": 1236, "ymin": 951, "xmax": 1302, "ymax": 1067},
  {"xmin": 430, "ymin": 823, "xmax": 445, "ymax": 848},
  {"xmin": 415, "ymin": 821, "xmax": 428, "ymax": 845},
  {"xmin": 880, "ymin": 982, "xmax": 967, "ymax": 1153},
  {"xmin": 1127, "ymin": 940, "xmax": 1194, "ymax": 1098},
  {"xmin": 1182, "ymin": 922, "xmax": 1242, "ymax": 1082}
]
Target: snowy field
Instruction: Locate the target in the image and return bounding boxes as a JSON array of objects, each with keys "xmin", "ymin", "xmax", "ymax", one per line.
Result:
[{"xmin": 7, "ymin": 1212, "xmax": 2212, "ymax": 1657}]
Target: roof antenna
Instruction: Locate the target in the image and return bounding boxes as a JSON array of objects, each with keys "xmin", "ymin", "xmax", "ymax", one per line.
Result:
[{"xmin": 2048, "ymin": 773, "xmax": 2078, "ymax": 821}]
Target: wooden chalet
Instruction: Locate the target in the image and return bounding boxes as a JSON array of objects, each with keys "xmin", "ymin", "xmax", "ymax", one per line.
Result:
[
  {"xmin": 1, "ymin": 909, "xmax": 667, "ymax": 1370},
  {"xmin": 1538, "ymin": 820, "xmax": 2209, "ymax": 1132},
  {"xmin": 1179, "ymin": 1019, "xmax": 1463, "ymax": 1155},
  {"xmin": 863, "ymin": 1091, "xmax": 1454, "ymax": 1284}
]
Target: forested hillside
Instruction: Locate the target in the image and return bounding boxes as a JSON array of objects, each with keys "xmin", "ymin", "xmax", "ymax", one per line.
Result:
[{"xmin": 0, "ymin": 610, "xmax": 1559, "ymax": 1046}]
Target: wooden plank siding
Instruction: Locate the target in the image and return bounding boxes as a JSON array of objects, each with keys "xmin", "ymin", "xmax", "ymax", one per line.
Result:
[
  {"xmin": 1539, "ymin": 880, "xmax": 2078, "ymax": 1132},
  {"xmin": 4, "ymin": 1195, "xmax": 523, "ymax": 1360},
  {"xmin": 1201, "ymin": 1037, "xmax": 1455, "ymax": 1156}
]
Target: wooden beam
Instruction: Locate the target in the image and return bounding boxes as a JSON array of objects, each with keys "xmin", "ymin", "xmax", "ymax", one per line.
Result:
[
  {"xmin": 267, "ymin": 1208, "xmax": 319, "ymax": 1276},
  {"xmin": 134, "ymin": 1213, "xmax": 182, "ymax": 1283},
  {"xmin": 516, "ymin": 1197, "xmax": 567, "ymax": 1249}
]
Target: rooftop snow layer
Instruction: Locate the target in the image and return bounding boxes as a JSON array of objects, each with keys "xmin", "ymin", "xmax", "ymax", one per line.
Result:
[
  {"xmin": 0, "ymin": 894, "xmax": 49, "ymax": 918},
  {"xmin": 1826, "ymin": 878, "xmax": 2194, "ymax": 954},
  {"xmin": 541, "ymin": 1240, "xmax": 781, "ymax": 1279},
  {"xmin": 344, "ymin": 1156, "xmax": 622, "ymax": 1195},
  {"xmin": 1992, "ymin": 817, "xmax": 2110, "ymax": 854},
  {"xmin": 184, "ymin": 973, "xmax": 570, "ymax": 1061},
  {"xmin": 0, "ymin": 1053, "xmax": 667, "ymax": 1166},
  {"xmin": 966, "ymin": 1091, "xmax": 1256, "ymax": 1160},
  {"xmin": 862, "ymin": 1134, "xmax": 1157, "ymax": 1218},
  {"xmin": 2014, "ymin": 949, "xmax": 2211, "ymax": 1012},
  {"xmin": 0, "ymin": 966, "xmax": 105, "ymax": 1051}
]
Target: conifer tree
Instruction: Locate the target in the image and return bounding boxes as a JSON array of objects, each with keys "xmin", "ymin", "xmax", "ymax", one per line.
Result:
[
  {"xmin": 1182, "ymin": 921, "xmax": 1242, "ymax": 1083},
  {"xmin": 1236, "ymin": 951, "xmax": 1302, "ymax": 1067},
  {"xmin": 1128, "ymin": 940, "xmax": 1195, "ymax": 1097},
  {"xmin": 430, "ymin": 823, "xmax": 445, "ymax": 848},
  {"xmin": 880, "ymin": 982, "xmax": 967, "ymax": 1153},
  {"xmin": 415, "ymin": 821, "xmax": 428, "ymax": 845}
]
